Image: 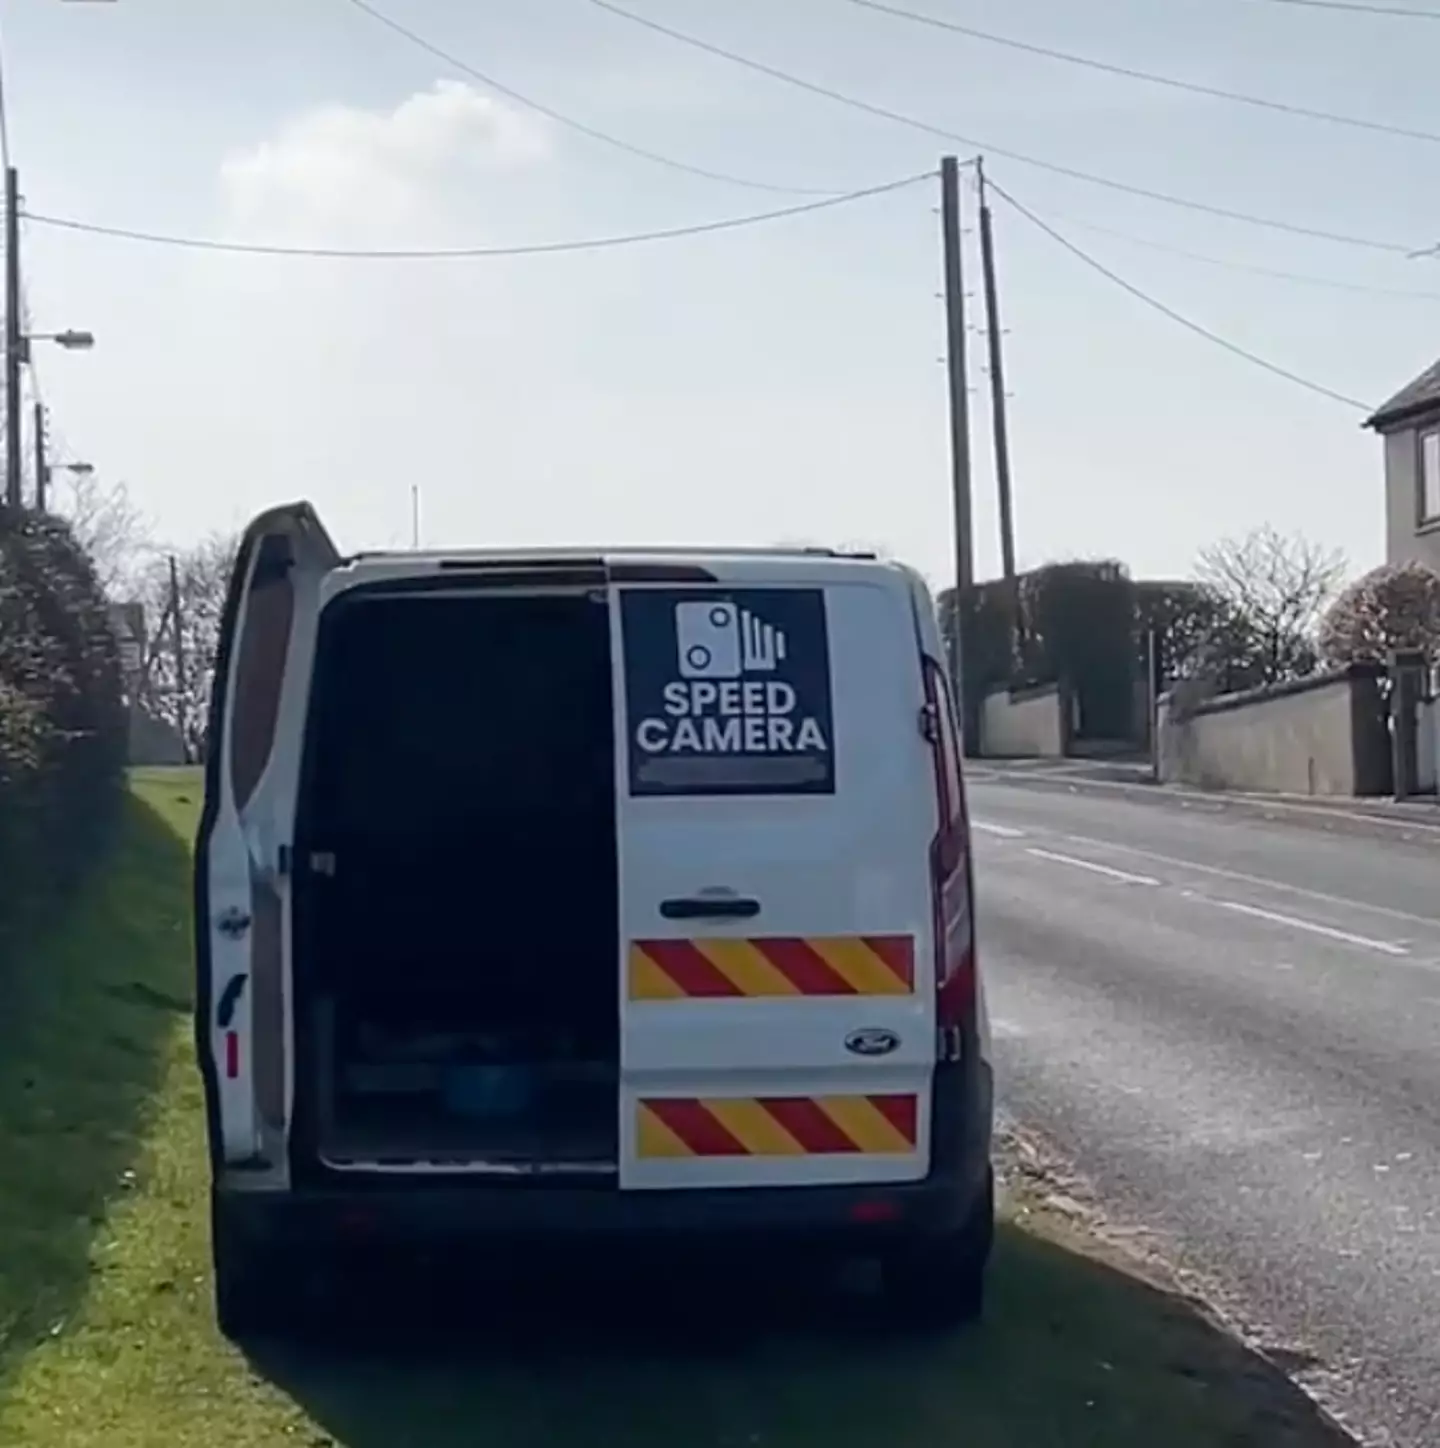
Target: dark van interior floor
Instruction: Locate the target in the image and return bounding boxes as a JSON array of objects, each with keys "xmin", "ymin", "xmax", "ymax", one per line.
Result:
[{"xmin": 295, "ymin": 586, "xmax": 620, "ymax": 1170}]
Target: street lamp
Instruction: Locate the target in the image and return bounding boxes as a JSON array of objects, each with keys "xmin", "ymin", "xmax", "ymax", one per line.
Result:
[
  {"xmin": 29, "ymin": 330, "xmax": 95, "ymax": 352},
  {"xmin": 2, "ymin": 152, "xmax": 97, "ymax": 506},
  {"xmin": 4, "ymin": 323, "xmax": 96, "ymax": 508},
  {"xmin": 31, "ymin": 401, "xmax": 95, "ymax": 512},
  {"xmin": 37, "ymin": 458, "xmax": 95, "ymax": 511}
]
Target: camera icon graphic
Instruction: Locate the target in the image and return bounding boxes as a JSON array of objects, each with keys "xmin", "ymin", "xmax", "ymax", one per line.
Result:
[{"xmin": 675, "ymin": 601, "xmax": 787, "ymax": 679}]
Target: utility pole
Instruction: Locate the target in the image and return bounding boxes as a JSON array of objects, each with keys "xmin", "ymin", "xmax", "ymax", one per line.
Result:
[
  {"xmin": 940, "ymin": 155, "xmax": 976, "ymax": 748},
  {"xmin": 32, "ymin": 401, "xmax": 47, "ymax": 512},
  {"xmin": 168, "ymin": 554, "xmax": 189, "ymax": 762},
  {"xmin": 5, "ymin": 168, "xmax": 23, "ymax": 509},
  {"xmin": 976, "ymin": 157, "xmax": 1019, "ymax": 653},
  {"xmin": 411, "ymin": 483, "xmax": 421, "ymax": 549}
]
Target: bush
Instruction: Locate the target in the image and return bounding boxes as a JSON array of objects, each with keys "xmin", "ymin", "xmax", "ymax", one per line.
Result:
[
  {"xmin": 1318, "ymin": 561, "xmax": 1440, "ymax": 669},
  {"xmin": 1017, "ymin": 561, "xmax": 1136, "ymax": 738},
  {"xmin": 0, "ymin": 507, "xmax": 128, "ymax": 938}
]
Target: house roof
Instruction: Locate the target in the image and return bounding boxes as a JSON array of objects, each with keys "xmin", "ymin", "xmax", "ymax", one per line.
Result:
[{"xmin": 1366, "ymin": 355, "xmax": 1440, "ymax": 430}]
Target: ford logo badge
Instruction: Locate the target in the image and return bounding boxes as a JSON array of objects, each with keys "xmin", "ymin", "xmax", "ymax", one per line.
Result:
[{"xmin": 845, "ymin": 1027, "xmax": 900, "ymax": 1057}]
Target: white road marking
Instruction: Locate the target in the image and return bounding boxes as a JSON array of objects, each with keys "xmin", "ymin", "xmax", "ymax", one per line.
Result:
[
  {"xmin": 1058, "ymin": 830, "xmax": 1440, "ymax": 936},
  {"xmin": 972, "ymin": 819, "xmax": 1026, "ymax": 838},
  {"xmin": 1025, "ymin": 847, "xmax": 1160, "ymax": 886},
  {"xmin": 1204, "ymin": 897, "xmax": 1409, "ymax": 956}
]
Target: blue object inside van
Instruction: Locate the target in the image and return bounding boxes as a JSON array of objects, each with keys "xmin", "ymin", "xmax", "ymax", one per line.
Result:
[{"xmin": 443, "ymin": 1064, "xmax": 533, "ymax": 1118}]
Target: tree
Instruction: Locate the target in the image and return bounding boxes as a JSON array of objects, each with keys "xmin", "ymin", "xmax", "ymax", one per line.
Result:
[
  {"xmin": 49, "ymin": 471, "xmax": 151, "ymax": 598},
  {"xmin": 1318, "ymin": 561, "xmax": 1440, "ymax": 668},
  {"xmin": 1135, "ymin": 579, "xmax": 1276, "ymax": 696},
  {"xmin": 1135, "ymin": 579, "xmax": 1235, "ymax": 684},
  {"xmin": 1195, "ymin": 525, "xmax": 1346, "ymax": 686},
  {"xmin": 136, "ymin": 534, "xmax": 237, "ymax": 761}
]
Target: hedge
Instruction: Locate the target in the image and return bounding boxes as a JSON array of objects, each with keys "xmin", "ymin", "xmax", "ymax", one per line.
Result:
[{"xmin": 0, "ymin": 506, "xmax": 128, "ymax": 939}]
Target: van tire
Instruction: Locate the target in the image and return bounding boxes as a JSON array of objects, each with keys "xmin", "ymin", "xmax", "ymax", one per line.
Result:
[
  {"xmin": 880, "ymin": 1169, "xmax": 994, "ymax": 1330},
  {"xmin": 211, "ymin": 1197, "xmax": 295, "ymax": 1342}
]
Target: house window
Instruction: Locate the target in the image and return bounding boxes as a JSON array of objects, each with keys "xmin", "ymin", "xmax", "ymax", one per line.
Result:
[{"xmin": 1422, "ymin": 428, "xmax": 1440, "ymax": 525}]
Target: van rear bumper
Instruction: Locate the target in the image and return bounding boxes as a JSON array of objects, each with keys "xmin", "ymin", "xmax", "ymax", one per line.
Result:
[
  {"xmin": 220, "ymin": 1164, "xmax": 986, "ymax": 1255},
  {"xmin": 221, "ymin": 1063, "xmax": 992, "ymax": 1256}
]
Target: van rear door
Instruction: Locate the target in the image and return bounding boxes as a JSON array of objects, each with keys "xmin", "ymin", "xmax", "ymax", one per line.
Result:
[
  {"xmin": 613, "ymin": 564, "xmax": 937, "ymax": 1190},
  {"xmin": 196, "ymin": 502, "xmax": 338, "ymax": 1178}
]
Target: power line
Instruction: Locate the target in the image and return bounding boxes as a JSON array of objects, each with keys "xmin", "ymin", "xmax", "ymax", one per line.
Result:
[
  {"xmin": 339, "ymin": 0, "xmax": 835, "ymax": 196},
  {"xmin": 589, "ymin": 0, "xmax": 985, "ymax": 150},
  {"xmin": 1258, "ymin": 0, "xmax": 1440, "ymax": 16},
  {"xmin": 20, "ymin": 170, "xmax": 935, "ymax": 259},
  {"xmin": 844, "ymin": 0, "xmax": 1440, "ymax": 145},
  {"xmin": 584, "ymin": 0, "xmax": 1414, "ymax": 254},
  {"xmin": 1034, "ymin": 209, "xmax": 1440, "ymax": 299},
  {"xmin": 986, "ymin": 177, "xmax": 1372, "ymax": 411}
]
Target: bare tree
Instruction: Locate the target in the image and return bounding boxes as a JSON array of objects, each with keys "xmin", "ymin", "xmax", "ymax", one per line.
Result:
[
  {"xmin": 1195, "ymin": 525, "xmax": 1347, "ymax": 686},
  {"xmin": 50, "ymin": 471, "xmax": 152, "ymax": 597},
  {"xmin": 136, "ymin": 533, "xmax": 237, "ymax": 761}
]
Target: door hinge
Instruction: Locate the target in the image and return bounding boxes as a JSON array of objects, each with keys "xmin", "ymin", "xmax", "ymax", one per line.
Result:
[{"xmin": 216, "ymin": 906, "xmax": 251, "ymax": 941}]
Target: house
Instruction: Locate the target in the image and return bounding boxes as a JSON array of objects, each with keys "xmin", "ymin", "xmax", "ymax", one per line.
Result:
[{"xmin": 1366, "ymin": 357, "xmax": 1440, "ymax": 571}]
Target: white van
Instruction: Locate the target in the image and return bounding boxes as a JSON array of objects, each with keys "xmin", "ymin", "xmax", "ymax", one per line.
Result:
[{"xmin": 195, "ymin": 502, "xmax": 993, "ymax": 1338}]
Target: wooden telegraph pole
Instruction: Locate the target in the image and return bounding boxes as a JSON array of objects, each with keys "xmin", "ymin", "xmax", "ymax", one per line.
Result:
[
  {"xmin": 940, "ymin": 155, "xmax": 977, "ymax": 749},
  {"xmin": 4, "ymin": 168, "xmax": 23, "ymax": 508}
]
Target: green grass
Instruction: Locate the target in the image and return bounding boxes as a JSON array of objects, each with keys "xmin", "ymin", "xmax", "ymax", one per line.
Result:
[{"xmin": 0, "ymin": 769, "xmax": 1351, "ymax": 1448}]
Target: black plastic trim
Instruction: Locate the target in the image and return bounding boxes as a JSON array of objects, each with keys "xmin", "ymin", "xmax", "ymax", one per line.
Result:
[
  {"xmin": 658, "ymin": 897, "xmax": 762, "ymax": 921},
  {"xmin": 216, "ymin": 974, "xmax": 249, "ymax": 1029},
  {"xmin": 609, "ymin": 562, "xmax": 718, "ymax": 583}
]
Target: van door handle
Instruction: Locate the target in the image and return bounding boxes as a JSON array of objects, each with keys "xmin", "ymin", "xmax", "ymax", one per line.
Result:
[{"xmin": 659, "ymin": 896, "xmax": 761, "ymax": 921}]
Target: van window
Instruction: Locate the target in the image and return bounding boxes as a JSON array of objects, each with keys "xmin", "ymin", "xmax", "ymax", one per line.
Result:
[
  {"xmin": 619, "ymin": 587, "xmax": 835, "ymax": 797},
  {"xmin": 305, "ymin": 592, "xmax": 615, "ymax": 839}
]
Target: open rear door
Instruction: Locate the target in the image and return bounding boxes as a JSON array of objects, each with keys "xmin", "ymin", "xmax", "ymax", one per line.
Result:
[
  {"xmin": 613, "ymin": 567, "xmax": 938, "ymax": 1191},
  {"xmin": 195, "ymin": 503, "xmax": 338, "ymax": 1181}
]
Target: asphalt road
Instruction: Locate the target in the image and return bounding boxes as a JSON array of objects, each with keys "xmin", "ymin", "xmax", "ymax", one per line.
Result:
[{"xmin": 970, "ymin": 772, "xmax": 1440, "ymax": 1448}]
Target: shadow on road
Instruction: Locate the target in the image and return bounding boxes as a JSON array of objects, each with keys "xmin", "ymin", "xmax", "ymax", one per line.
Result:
[
  {"xmin": 0, "ymin": 792, "xmax": 194, "ymax": 1395},
  {"xmin": 253, "ymin": 1220, "xmax": 1352, "ymax": 1448}
]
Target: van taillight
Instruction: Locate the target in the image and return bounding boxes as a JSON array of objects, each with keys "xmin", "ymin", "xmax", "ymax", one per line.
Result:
[{"xmin": 922, "ymin": 659, "xmax": 976, "ymax": 1036}]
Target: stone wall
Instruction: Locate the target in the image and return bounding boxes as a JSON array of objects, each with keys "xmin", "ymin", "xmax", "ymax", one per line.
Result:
[
  {"xmin": 1156, "ymin": 665, "xmax": 1389, "ymax": 797},
  {"xmin": 979, "ymin": 680, "xmax": 1067, "ymax": 758}
]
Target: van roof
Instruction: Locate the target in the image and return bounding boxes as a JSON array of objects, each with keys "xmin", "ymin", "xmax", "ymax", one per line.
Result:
[
  {"xmin": 319, "ymin": 547, "xmax": 935, "ymax": 605},
  {"xmin": 332, "ymin": 546, "xmax": 931, "ymax": 586},
  {"xmin": 345, "ymin": 545, "xmax": 882, "ymax": 568}
]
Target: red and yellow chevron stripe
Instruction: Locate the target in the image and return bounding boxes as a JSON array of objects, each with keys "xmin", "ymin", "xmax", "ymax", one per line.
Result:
[
  {"xmin": 629, "ymin": 935, "xmax": 914, "ymax": 1000},
  {"xmin": 637, "ymin": 1094, "xmax": 919, "ymax": 1157}
]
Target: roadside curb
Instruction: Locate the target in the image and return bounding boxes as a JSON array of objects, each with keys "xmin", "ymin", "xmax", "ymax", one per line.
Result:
[{"xmin": 968, "ymin": 763, "xmax": 1440, "ymax": 838}]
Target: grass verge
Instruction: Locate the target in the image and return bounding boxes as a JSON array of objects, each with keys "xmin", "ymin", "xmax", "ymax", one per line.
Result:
[{"xmin": 0, "ymin": 770, "xmax": 1352, "ymax": 1447}]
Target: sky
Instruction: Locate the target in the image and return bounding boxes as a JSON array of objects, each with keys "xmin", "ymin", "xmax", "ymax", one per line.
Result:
[{"xmin": 7, "ymin": 0, "xmax": 1440, "ymax": 592}]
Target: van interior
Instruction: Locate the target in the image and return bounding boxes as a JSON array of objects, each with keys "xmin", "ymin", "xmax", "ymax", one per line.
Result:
[{"xmin": 295, "ymin": 584, "xmax": 620, "ymax": 1173}]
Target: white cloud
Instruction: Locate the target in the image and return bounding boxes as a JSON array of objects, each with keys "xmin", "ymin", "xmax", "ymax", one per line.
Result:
[
  {"xmin": 96, "ymin": 82, "xmax": 564, "ymax": 549},
  {"xmin": 217, "ymin": 81, "xmax": 549, "ymax": 242}
]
